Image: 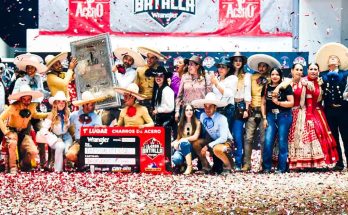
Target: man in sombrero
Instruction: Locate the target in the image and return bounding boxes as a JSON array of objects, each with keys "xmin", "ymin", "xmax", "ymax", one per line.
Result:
[
  {"xmin": 135, "ymin": 47, "xmax": 168, "ymax": 111},
  {"xmin": 114, "ymin": 83, "xmax": 154, "ymax": 128},
  {"xmin": 242, "ymin": 54, "xmax": 281, "ymax": 172},
  {"xmin": 13, "ymin": 53, "xmax": 50, "ymax": 169},
  {"xmin": 317, "ymin": 42, "xmax": 348, "ymax": 171},
  {"xmin": 45, "ymin": 52, "xmax": 78, "ymax": 98},
  {"xmin": 191, "ymin": 92, "xmax": 234, "ymax": 175},
  {"xmin": 0, "ymin": 85, "xmax": 48, "ymax": 174},
  {"xmin": 65, "ymin": 91, "xmax": 107, "ymax": 164},
  {"xmin": 12, "ymin": 53, "xmax": 49, "ymax": 100},
  {"xmin": 101, "ymin": 48, "xmax": 146, "ymax": 126}
]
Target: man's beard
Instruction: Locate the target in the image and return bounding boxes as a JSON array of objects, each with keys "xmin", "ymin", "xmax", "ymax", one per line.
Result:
[{"xmin": 123, "ymin": 63, "xmax": 131, "ymax": 68}]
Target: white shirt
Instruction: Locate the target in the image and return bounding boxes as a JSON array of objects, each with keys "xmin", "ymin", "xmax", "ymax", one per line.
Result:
[
  {"xmin": 155, "ymin": 86, "xmax": 175, "ymax": 113},
  {"xmin": 115, "ymin": 67, "xmax": 137, "ymax": 89},
  {"xmin": 212, "ymin": 75, "xmax": 238, "ymax": 105},
  {"xmin": 12, "ymin": 74, "xmax": 47, "ymax": 103}
]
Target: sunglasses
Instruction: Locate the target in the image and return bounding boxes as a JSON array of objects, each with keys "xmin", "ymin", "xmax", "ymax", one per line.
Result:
[{"xmin": 233, "ymin": 59, "xmax": 243, "ymax": 63}]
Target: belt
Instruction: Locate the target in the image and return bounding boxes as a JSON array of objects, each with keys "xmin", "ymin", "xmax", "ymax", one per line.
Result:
[
  {"xmin": 8, "ymin": 127, "xmax": 25, "ymax": 133},
  {"xmin": 251, "ymin": 107, "xmax": 261, "ymax": 111},
  {"xmin": 271, "ymin": 109, "xmax": 280, "ymax": 114},
  {"xmin": 235, "ymin": 98, "xmax": 244, "ymax": 103}
]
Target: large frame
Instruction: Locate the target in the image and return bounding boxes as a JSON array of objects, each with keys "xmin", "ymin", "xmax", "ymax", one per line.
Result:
[{"xmin": 71, "ymin": 33, "xmax": 121, "ymax": 109}]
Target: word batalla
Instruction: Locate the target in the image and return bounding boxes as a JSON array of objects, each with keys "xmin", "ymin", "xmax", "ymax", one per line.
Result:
[
  {"xmin": 74, "ymin": 0, "xmax": 106, "ymax": 18},
  {"xmin": 134, "ymin": 0, "xmax": 196, "ymax": 13}
]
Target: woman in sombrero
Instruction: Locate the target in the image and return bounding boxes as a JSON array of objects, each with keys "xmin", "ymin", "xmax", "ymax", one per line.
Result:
[
  {"xmin": 37, "ymin": 91, "xmax": 72, "ymax": 172},
  {"xmin": 114, "ymin": 83, "xmax": 154, "ymax": 128}
]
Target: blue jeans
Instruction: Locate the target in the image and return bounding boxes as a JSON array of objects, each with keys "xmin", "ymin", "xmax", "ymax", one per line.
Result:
[
  {"xmin": 172, "ymin": 141, "xmax": 192, "ymax": 166},
  {"xmin": 218, "ymin": 104, "xmax": 235, "ymax": 135},
  {"xmin": 263, "ymin": 110, "xmax": 292, "ymax": 172},
  {"xmin": 232, "ymin": 119, "xmax": 245, "ymax": 168}
]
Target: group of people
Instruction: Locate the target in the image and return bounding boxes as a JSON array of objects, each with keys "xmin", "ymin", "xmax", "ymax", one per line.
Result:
[{"xmin": 0, "ymin": 42, "xmax": 347, "ymax": 175}]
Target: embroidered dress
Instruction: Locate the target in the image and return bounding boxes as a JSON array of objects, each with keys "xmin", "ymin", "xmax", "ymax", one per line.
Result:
[
  {"xmin": 306, "ymin": 77, "xmax": 338, "ymax": 165},
  {"xmin": 288, "ymin": 81, "xmax": 326, "ymax": 169}
]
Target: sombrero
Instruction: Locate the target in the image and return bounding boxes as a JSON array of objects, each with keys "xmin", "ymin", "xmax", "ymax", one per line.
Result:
[
  {"xmin": 247, "ymin": 54, "xmax": 281, "ymax": 71},
  {"xmin": 49, "ymin": 91, "xmax": 68, "ymax": 105},
  {"xmin": 14, "ymin": 53, "xmax": 47, "ymax": 74},
  {"xmin": 191, "ymin": 92, "xmax": 228, "ymax": 109},
  {"xmin": 315, "ymin": 42, "xmax": 348, "ymax": 71},
  {"xmin": 114, "ymin": 48, "xmax": 146, "ymax": 68},
  {"xmin": 137, "ymin": 47, "xmax": 168, "ymax": 62},
  {"xmin": 45, "ymin": 52, "xmax": 68, "ymax": 70},
  {"xmin": 114, "ymin": 83, "xmax": 147, "ymax": 101},
  {"xmin": 72, "ymin": 91, "xmax": 109, "ymax": 106},
  {"xmin": 9, "ymin": 84, "xmax": 43, "ymax": 101}
]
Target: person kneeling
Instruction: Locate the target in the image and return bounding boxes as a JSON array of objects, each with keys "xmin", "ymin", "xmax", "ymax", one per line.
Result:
[{"xmin": 191, "ymin": 93, "xmax": 234, "ymax": 175}]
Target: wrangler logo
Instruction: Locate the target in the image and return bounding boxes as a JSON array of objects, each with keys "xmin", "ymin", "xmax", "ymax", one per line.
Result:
[{"xmin": 134, "ymin": 0, "xmax": 196, "ymax": 27}]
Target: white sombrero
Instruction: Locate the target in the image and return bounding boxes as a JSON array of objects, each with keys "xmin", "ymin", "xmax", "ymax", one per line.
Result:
[
  {"xmin": 45, "ymin": 52, "xmax": 68, "ymax": 70},
  {"xmin": 9, "ymin": 85, "xmax": 43, "ymax": 101},
  {"xmin": 247, "ymin": 54, "xmax": 281, "ymax": 72},
  {"xmin": 137, "ymin": 47, "xmax": 168, "ymax": 62},
  {"xmin": 72, "ymin": 91, "xmax": 109, "ymax": 106},
  {"xmin": 315, "ymin": 42, "xmax": 348, "ymax": 71},
  {"xmin": 114, "ymin": 48, "xmax": 146, "ymax": 68},
  {"xmin": 191, "ymin": 92, "xmax": 228, "ymax": 109},
  {"xmin": 114, "ymin": 83, "xmax": 147, "ymax": 101},
  {"xmin": 49, "ymin": 91, "xmax": 68, "ymax": 105},
  {"xmin": 14, "ymin": 53, "xmax": 47, "ymax": 74}
]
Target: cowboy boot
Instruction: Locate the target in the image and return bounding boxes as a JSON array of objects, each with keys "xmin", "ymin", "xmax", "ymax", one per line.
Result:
[{"xmin": 183, "ymin": 153, "xmax": 193, "ymax": 175}]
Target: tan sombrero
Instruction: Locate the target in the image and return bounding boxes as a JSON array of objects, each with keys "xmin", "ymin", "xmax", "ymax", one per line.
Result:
[
  {"xmin": 9, "ymin": 84, "xmax": 43, "ymax": 101},
  {"xmin": 315, "ymin": 42, "xmax": 348, "ymax": 71},
  {"xmin": 72, "ymin": 91, "xmax": 109, "ymax": 106},
  {"xmin": 247, "ymin": 54, "xmax": 281, "ymax": 72},
  {"xmin": 14, "ymin": 53, "xmax": 47, "ymax": 74},
  {"xmin": 114, "ymin": 83, "xmax": 147, "ymax": 101},
  {"xmin": 137, "ymin": 47, "xmax": 168, "ymax": 62},
  {"xmin": 45, "ymin": 52, "xmax": 68, "ymax": 70},
  {"xmin": 114, "ymin": 48, "xmax": 145, "ymax": 67},
  {"xmin": 191, "ymin": 92, "xmax": 228, "ymax": 109}
]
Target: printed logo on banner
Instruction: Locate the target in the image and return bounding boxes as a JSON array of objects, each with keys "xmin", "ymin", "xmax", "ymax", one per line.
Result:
[
  {"xmin": 142, "ymin": 138, "xmax": 164, "ymax": 159},
  {"xmin": 203, "ymin": 56, "xmax": 216, "ymax": 69},
  {"xmin": 74, "ymin": 0, "xmax": 106, "ymax": 19},
  {"xmin": 222, "ymin": 0, "xmax": 257, "ymax": 19},
  {"xmin": 134, "ymin": 0, "xmax": 196, "ymax": 27}
]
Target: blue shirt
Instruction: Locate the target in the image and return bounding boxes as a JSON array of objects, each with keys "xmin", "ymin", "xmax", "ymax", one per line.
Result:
[
  {"xmin": 200, "ymin": 112, "xmax": 233, "ymax": 148},
  {"xmin": 13, "ymin": 74, "xmax": 50, "ymax": 102},
  {"xmin": 70, "ymin": 109, "xmax": 102, "ymax": 139}
]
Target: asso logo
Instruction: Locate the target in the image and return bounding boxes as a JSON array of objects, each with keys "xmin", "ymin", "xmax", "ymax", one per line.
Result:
[
  {"xmin": 142, "ymin": 138, "xmax": 163, "ymax": 160},
  {"xmin": 73, "ymin": 0, "xmax": 107, "ymax": 18},
  {"xmin": 134, "ymin": 0, "xmax": 196, "ymax": 27},
  {"xmin": 223, "ymin": 0, "xmax": 257, "ymax": 18}
]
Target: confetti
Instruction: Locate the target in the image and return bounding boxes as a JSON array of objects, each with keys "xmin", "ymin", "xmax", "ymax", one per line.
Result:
[{"xmin": 0, "ymin": 171, "xmax": 347, "ymax": 213}]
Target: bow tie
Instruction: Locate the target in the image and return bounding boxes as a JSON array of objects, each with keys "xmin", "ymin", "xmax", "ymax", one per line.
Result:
[{"xmin": 203, "ymin": 117, "xmax": 214, "ymax": 129}]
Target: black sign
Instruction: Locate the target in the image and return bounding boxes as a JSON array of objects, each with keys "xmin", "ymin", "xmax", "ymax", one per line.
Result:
[{"xmin": 80, "ymin": 135, "xmax": 140, "ymax": 172}]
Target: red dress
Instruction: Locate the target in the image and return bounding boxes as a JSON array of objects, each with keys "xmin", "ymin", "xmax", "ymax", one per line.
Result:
[
  {"xmin": 305, "ymin": 77, "xmax": 339, "ymax": 165},
  {"xmin": 288, "ymin": 80, "xmax": 326, "ymax": 169}
]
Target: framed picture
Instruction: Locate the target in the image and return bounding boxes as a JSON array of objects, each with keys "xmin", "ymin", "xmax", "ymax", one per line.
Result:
[{"xmin": 71, "ymin": 33, "xmax": 121, "ymax": 109}]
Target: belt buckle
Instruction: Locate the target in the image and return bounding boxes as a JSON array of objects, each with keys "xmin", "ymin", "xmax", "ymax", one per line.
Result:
[
  {"xmin": 332, "ymin": 104, "xmax": 341, "ymax": 108},
  {"xmin": 272, "ymin": 109, "xmax": 280, "ymax": 114}
]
